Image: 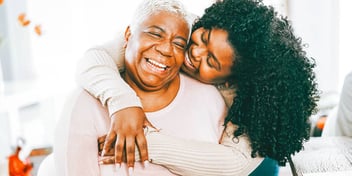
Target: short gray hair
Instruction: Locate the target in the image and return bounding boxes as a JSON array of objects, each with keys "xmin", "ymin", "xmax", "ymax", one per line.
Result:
[{"xmin": 130, "ymin": 0, "xmax": 193, "ymax": 35}]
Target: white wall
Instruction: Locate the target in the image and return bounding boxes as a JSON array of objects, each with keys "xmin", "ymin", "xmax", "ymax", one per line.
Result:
[
  {"xmin": 339, "ymin": 0, "xmax": 352, "ymax": 87},
  {"xmin": 1, "ymin": 0, "xmax": 35, "ymax": 81},
  {"xmin": 24, "ymin": 0, "xmax": 213, "ymax": 89},
  {"xmin": 288, "ymin": 0, "xmax": 340, "ymax": 94}
]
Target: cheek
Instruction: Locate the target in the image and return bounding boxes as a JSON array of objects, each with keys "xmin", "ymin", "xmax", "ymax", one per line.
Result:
[
  {"xmin": 175, "ymin": 51, "xmax": 186, "ymax": 65},
  {"xmin": 198, "ymin": 66, "xmax": 218, "ymax": 82},
  {"xmin": 198, "ymin": 63, "xmax": 211, "ymax": 74},
  {"xmin": 201, "ymin": 74, "xmax": 216, "ymax": 83}
]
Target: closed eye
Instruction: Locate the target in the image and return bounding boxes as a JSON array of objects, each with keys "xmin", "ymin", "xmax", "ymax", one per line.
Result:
[
  {"xmin": 206, "ymin": 54, "xmax": 221, "ymax": 71},
  {"xmin": 173, "ymin": 42, "xmax": 186, "ymax": 50},
  {"xmin": 148, "ymin": 32, "xmax": 161, "ymax": 38},
  {"xmin": 201, "ymin": 30, "xmax": 209, "ymax": 45}
]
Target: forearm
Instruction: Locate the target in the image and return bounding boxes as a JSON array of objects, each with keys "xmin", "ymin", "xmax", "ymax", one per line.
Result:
[
  {"xmin": 146, "ymin": 126, "xmax": 263, "ymax": 176},
  {"xmin": 76, "ymin": 47, "xmax": 142, "ymax": 116}
]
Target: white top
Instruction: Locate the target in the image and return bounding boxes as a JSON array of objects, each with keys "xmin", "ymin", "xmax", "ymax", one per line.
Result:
[
  {"xmin": 54, "ymin": 73, "xmax": 231, "ymax": 176},
  {"xmin": 71, "ymin": 37, "xmax": 263, "ymax": 175}
]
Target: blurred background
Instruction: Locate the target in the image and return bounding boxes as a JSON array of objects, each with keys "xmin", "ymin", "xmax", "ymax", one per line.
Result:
[{"xmin": 0, "ymin": 0, "xmax": 351, "ymax": 175}]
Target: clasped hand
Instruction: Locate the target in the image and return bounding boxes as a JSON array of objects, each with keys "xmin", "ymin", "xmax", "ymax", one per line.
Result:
[{"xmin": 99, "ymin": 107, "xmax": 155, "ymax": 167}]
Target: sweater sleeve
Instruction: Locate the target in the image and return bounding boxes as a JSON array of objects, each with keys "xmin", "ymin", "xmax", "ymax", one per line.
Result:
[
  {"xmin": 144, "ymin": 123, "xmax": 263, "ymax": 176},
  {"xmin": 75, "ymin": 37, "xmax": 142, "ymax": 117}
]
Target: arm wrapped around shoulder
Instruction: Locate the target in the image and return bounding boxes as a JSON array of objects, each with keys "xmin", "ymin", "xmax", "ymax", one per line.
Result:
[{"xmin": 146, "ymin": 123, "xmax": 263, "ymax": 176}]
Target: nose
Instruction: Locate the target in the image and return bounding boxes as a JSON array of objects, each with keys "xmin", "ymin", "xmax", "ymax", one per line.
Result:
[
  {"xmin": 155, "ymin": 42, "xmax": 172, "ymax": 57},
  {"xmin": 191, "ymin": 46, "xmax": 207, "ymax": 62}
]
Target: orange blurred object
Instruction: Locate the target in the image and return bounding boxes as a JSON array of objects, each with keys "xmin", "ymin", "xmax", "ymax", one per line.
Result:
[
  {"xmin": 316, "ymin": 116, "xmax": 327, "ymax": 130},
  {"xmin": 0, "ymin": 0, "xmax": 4, "ymax": 5},
  {"xmin": 8, "ymin": 146, "xmax": 33, "ymax": 176},
  {"xmin": 18, "ymin": 13, "xmax": 31, "ymax": 27},
  {"xmin": 34, "ymin": 25, "xmax": 42, "ymax": 36}
]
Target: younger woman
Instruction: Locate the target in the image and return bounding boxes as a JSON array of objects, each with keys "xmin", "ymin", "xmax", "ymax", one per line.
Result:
[{"xmin": 76, "ymin": 0, "xmax": 319, "ymax": 175}]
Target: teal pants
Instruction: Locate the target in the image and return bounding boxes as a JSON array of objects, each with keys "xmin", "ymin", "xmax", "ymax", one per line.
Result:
[{"xmin": 249, "ymin": 157, "xmax": 279, "ymax": 176}]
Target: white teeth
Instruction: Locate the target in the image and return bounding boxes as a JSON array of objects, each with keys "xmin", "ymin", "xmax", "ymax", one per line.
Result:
[
  {"xmin": 149, "ymin": 64, "xmax": 166, "ymax": 71},
  {"xmin": 147, "ymin": 59, "xmax": 168, "ymax": 70}
]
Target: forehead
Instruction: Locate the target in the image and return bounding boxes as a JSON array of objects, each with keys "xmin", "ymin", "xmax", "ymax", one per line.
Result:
[
  {"xmin": 139, "ymin": 11, "xmax": 189, "ymax": 33},
  {"xmin": 209, "ymin": 29, "xmax": 234, "ymax": 68}
]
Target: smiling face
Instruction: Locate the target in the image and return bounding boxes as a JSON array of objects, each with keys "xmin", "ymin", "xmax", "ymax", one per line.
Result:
[
  {"xmin": 181, "ymin": 27, "xmax": 235, "ymax": 84},
  {"xmin": 123, "ymin": 11, "xmax": 189, "ymax": 91}
]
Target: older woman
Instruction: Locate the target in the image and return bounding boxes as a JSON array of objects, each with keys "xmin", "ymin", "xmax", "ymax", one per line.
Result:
[
  {"xmin": 75, "ymin": 0, "xmax": 319, "ymax": 175},
  {"xmin": 53, "ymin": 0, "xmax": 251, "ymax": 175}
]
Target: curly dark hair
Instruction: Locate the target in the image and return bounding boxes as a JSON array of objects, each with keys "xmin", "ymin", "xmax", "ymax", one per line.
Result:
[{"xmin": 194, "ymin": 0, "xmax": 319, "ymax": 166}]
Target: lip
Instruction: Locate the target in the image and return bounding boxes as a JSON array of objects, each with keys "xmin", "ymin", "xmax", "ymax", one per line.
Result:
[{"xmin": 143, "ymin": 57, "xmax": 170, "ymax": 75}]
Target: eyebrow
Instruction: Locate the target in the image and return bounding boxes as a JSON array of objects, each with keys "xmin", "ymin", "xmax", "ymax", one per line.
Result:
[
  {"xmin": 149, "ymin": 25, "xmax": 187, "ymax": 43},
  {"xmin": 208, "ymin": 29, "xmax": 221, "ymax": 71}
]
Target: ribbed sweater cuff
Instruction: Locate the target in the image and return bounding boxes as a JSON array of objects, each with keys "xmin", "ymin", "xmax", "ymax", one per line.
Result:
[{"xmin": 107, "ymin": 93, "xmax": 143, "ymax": 117}]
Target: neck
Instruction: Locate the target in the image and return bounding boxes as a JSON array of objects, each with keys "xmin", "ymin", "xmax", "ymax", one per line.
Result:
[{"xmin": 124, "ymin": 74, "xmax": 181, "ymax": 112}]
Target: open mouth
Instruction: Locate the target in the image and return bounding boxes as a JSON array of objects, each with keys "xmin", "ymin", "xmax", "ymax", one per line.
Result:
[{"xmin": 146, "ymin": 58, "xmax": 169, "ymax": 71}]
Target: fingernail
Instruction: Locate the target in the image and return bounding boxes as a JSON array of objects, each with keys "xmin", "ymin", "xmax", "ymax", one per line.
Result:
[
  {"xmin": 144, "ymin": 160, "xmax": 150, "ymax": 168},
  {"xmin": 101, "ymin": 151, "xmax": 105, "ymax": 157},
  {"xmin": 128, "ymin": 167, "xmax": 134, "ymax": 176}
]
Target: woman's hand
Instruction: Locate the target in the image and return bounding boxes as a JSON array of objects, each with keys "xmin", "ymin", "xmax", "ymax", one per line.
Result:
[
  {"xmin": 98, "ymin": 135, "xmax": 115, "ymax": 164},
  {"xmin": 100, "ymin": 107, "xmax": 155, "ymax": 169}
]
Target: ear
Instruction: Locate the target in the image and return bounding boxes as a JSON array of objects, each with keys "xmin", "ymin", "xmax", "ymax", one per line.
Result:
[{"xmin": 123, "ymin": 26, "xmax": 132, "ymax": 48}]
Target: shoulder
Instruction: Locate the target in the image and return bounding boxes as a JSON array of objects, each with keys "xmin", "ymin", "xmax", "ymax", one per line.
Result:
[
  {"xmin": 60, "ymin": 89, "xmax": 108, "ymax": 122},
  {"xmin": 56, "ymin": 89, "xmax": 110, "ymax": 136},
  {"xmin": 180, "ymin": 73, "xmax": 218, "ymax": 92},
  {"xmin": 180, "ymin": 73, "xmax": 226, "ymax": 107},
  {"xmin": 74, "ymin": 90, "xmax": 108, "ymax": 115}
]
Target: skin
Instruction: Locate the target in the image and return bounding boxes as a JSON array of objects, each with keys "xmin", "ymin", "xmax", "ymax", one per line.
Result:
[
  {"xmin": 182, "ymin": 27, "xmax": 235, "ymax": 84},
  {"xmin": 101, "ymin": 11, "xmax": 189, "ymax": 170},
  {"xmin": 102, "ymin": 25, "xmax": 236, "ymax": 170},
  {"xmin": 96, "ymin": 0, "xmax": 317, "ymax": 170}
]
